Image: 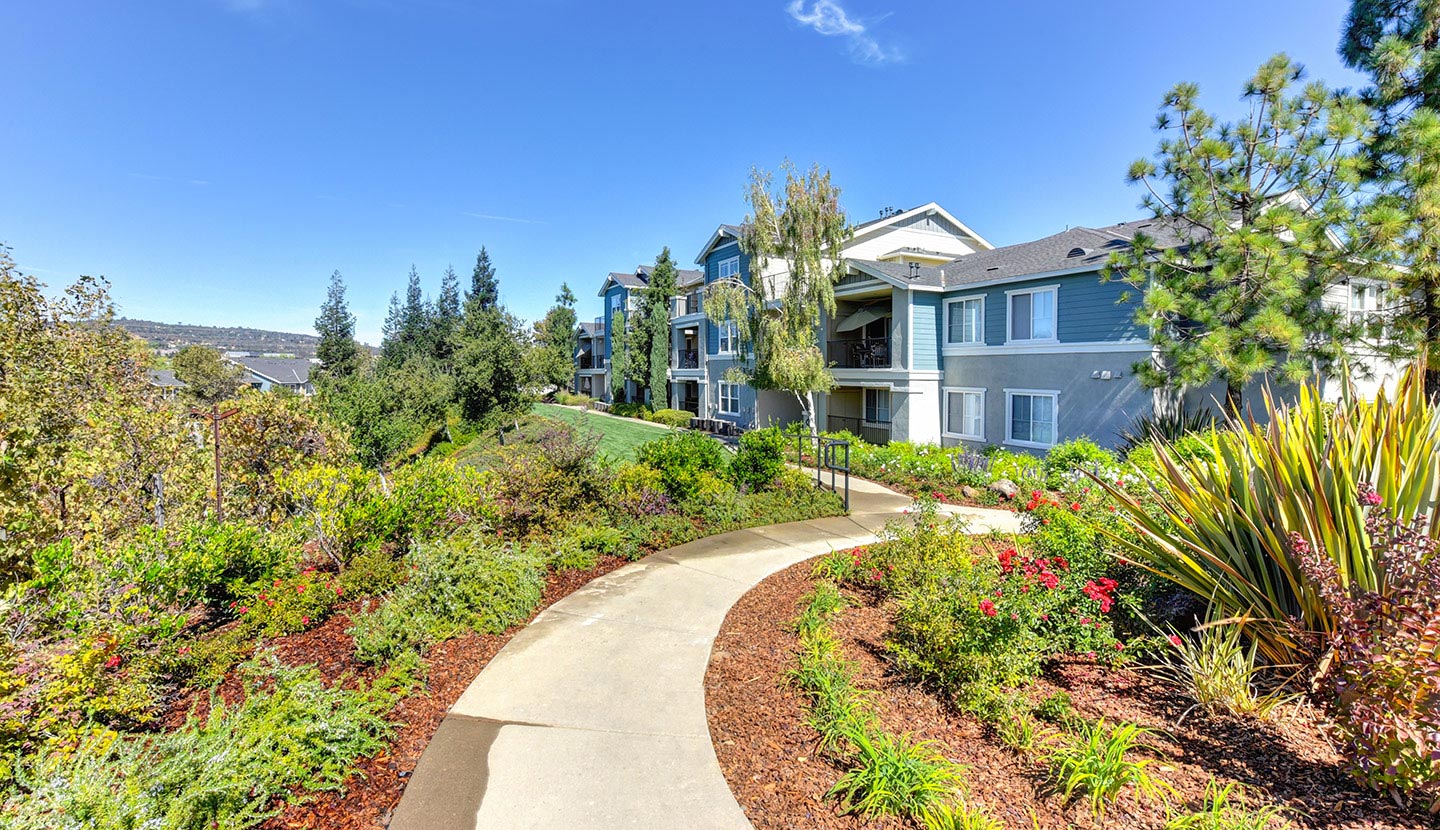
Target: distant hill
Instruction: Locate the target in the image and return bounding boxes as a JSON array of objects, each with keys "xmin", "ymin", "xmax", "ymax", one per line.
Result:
[{"xmin": 116, "ymin": 318, "xmax": 320, "ymax": 358}]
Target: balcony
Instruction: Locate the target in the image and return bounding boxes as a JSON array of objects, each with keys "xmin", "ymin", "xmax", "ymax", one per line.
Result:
[
  {"xmin": 673, "ymin": 293, "xmax": 701, "ymax": 318},
  {"xmin": 826, "ymin": 337, "xmax": 891, "ymax": 369},
  {"xmin": 826, "ymin": 414, "xmax": 890, "ymax": 446},
  {"xmin": 674, "ymin": 349, "xmax": 699, "ymax": 370},
  {"xmin": 578, "ymin": 354, "xmax": 605, "ymax": 370},
  {"xmin": 678, "ymin": 396, "xmax": 700, "ymax": 415}
]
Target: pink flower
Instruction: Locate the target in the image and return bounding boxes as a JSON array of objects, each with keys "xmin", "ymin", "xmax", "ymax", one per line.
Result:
[
  {"xmin": 296, "ymin": 584, "xmax": 306, "ymax": 594},
  {"xmin": 1114, "ymin": 641, "xmax": 1125, "ymax": 650},
  {"xmin": 1168, "ymin": 635, "xmax": 1183, "ymax": 648},
  {"xmin": 979, "ymin": 599, "xmax": 998, "ymax": 617},
  {"xmin": 105, "ymin": 654, "xmax": 122, "ymax": 669},
  {"xmin": 1070, "ymin": 502, "xmax": 1081, "ymax": 511},
  {"xmin": 301, "ymin": 616, "xmax": 310, "ymax": 626}
]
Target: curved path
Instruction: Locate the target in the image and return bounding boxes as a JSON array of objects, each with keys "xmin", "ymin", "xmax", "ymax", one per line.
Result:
[{"xmin": 391, "ymin": 476, "xmax": 1020, "ymax": 830}]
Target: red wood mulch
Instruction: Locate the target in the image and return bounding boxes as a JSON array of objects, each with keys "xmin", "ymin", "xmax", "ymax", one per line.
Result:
[
  {"xmin": 706, "ymin": 559, "xmax": 1428, "ymax": 830},
  {"xmin": 160, "ymin": 554, "xmax": 628, "ymax": 830}
]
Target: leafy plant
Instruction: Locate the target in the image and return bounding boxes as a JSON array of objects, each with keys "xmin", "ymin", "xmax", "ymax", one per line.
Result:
[
  {"xmin": 634, "ymin": 430, "xmax": 729, "ymax": 500},
  {"xmin": 1153, "ymin": 621, "xmax": 1291, "ymax": 722},
  {"xmin": 1049, "ymin": 720, "xmax": 1167, "ymax": 816},
  {"xmin": 1044, "ymin": 438, "xmax": 1117, "ymax": 489},
  {"xmin": 1102, "ymin": 367, "xmax": 1440, "ymax": 665},
  {"xmin": 829, "ymin": 725, "xmax": 964, "ymax": 818},
  {"xmin": 1164, "ymin": 780, "xmax": 1292, "ymax": 830},
  {"xmin": 1297, "ymin": 507, "xmax": 1440, "ymax": 813},
  {"xmin": 1117, "ymin": 406, "xmax": 1216, "ymax": 454},
  {"xmin": 729, "ymin": 426, "xmax": 786, "ymax": 491},
  {"xmin": 644, "ymin": 408, "xmax": 693, "ymax": 428},
  {"xmin": 920, "ymin": 801, "xmax": 1005, "ymax": 830}
]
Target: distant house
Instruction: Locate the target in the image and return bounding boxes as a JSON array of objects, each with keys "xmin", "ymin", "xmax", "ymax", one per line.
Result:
[
  {"xmin": 145, "ymin": 356, "xmax": 318, "ymax": 397},
  {"xmin": 234, "ymin": 356, "xmax": 316, "ymax": 395}
]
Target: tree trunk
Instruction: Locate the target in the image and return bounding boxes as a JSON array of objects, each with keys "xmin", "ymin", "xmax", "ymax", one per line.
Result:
[
  {"xmin": 1425, "ymin": 288, "xmax": 1440, "ymax": 400},
  {"xmin": 1225, "ymin": 381, "xmax": 1244, "ymax": 416},
  {"xmin": 796, "ymin": 391, "xmax": 816, "ymax": 434}
]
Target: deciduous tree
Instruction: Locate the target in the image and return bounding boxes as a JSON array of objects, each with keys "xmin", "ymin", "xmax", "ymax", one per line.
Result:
[{"xmin": 172, "ymin": 345, "xmax": 245, "ymax": 406}]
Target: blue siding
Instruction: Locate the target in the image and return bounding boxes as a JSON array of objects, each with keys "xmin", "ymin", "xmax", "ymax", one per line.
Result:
[
  {"xmin": 702, "ymin": 241, "xmax": 749, "ymax": 357},
  {"xmin": 911, "ymin": 293, "xmax": 941, "ymax": 370},
  {"xmin": 963, "ymin": 271, "xmax": 1141, "ymax": 345},
  {"xmin": 602, "ymin": 284, "xmax": 628, "ymax": 362}
]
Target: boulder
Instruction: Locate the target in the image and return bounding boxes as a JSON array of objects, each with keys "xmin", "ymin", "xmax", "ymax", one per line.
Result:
[
  {"xmin": 988, "ymin": 478, "xmax": 1020, "ymax": 500},
  {"xmin": 960, "ymin": 485, "xmax": 982, "ymax": 501}
]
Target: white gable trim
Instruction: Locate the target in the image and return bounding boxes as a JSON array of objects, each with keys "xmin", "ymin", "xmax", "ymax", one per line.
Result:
[{"xmin": 848, "ymin": 202, "xmax": 994, "ymax": 252}]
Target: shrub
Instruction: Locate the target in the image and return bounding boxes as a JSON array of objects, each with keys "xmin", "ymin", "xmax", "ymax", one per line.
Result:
[
  {"xmin": 634, "ymin": 431, "xmax": 729, "ymax": 501},
  {"xmin": 555, "ymin": 391, "xmax": 593, "ymax": 407},
  {"xmin": 829, "ymin": 727, "xmax": 964, "ymax": 818},
  {"xmin": 611, "ymin": 463, "xmax": 671, "ymax": 516},
  {"xmin": 740, "ymin": 470, "xmax": 845, "ymax": 526},
  {"xmin": 4, "ymin": 656, "xmax": 394, "ymax": 830},
  {"xmin": 487, "ymin": 427, "xmax": 609, "ymax": 535},
  {"xmin": 339, "ymin": 544, "xmax": 408, "ymax": 597},
  {"xmin": 1049, "ymin": 720, "xmax": 1166, "ymax": 817},
  {"xmin": 1154, "ymin": 621, "xmax": 1290, "ymax": 721},
  {"xmin": 730, "ymin": 426, "xmax": 786, "ymax": 491},
  {"xmin": 1043, "ymin": 438, "xmax": 1117, "ymax": 489},
  {"xmin": 1117, "ymin": 406, "xmax": 1216, "ymax": 454},
  {"xmin": 610, "ymin": 402, "xmax": 649, "ymax": 419},
  {"xmin": 1034, "ymin": 690, "xmax": 1080, "ymax": 728},
  {"xmin": 645, "ymin": 408, "xmax": 694, "ymax": 428},
  {"xmin": 233, "ymin": 567, "xmax": 343, "ymax": 638},
  {"xmin": 1104, "ymin": 367, "xmax": 1440, "ymax": 666},
  {"xmin": 350, "ymin": 533, "xmax": 545, "ymax": 663},
  {"xmin": 1298, "ymin": 507, "xmax": 1440, "ymax": 813},
  {"xmin": 921, "ymin": 801, "xmax": 1005, "ymax": 830}
]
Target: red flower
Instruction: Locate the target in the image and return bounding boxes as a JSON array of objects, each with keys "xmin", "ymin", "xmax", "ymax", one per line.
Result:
[
  {"xmin": 296, "ymin": 585, "xmax": 306, "ymax": 594},
  {"xmin": 979, "ymin": 599, "xmax": 998, "ymax": 617},
  {"xmin": 105, "ymin": 654, "xmax": 122, "ymax": 669},
  {"xmin": 301, "ymin": 616, "xmax": 310, "ymax": 626},
  {"xmin": 1168, "ymin": 635, "xmax": 1183, "ymax": 648},
  {"xmin": 1070, "ymin": 502, "xmax": 1081, "ymax": 511},
  {"xmin": 1114, "ymin": 641, "xmax": 1125, "ymax": 651}
]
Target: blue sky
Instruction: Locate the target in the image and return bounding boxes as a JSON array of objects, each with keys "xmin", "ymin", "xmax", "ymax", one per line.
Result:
[{"xmin": 2, "ymin": 0, "xmax": 1362, "ymax": 345}]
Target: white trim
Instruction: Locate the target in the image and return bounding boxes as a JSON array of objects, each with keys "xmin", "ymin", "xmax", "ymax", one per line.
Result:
[
  {"xmin": 1005, "ymin": 284, "xmax": 1059, "ymax": 345},
  {"xmin": 943, "ymin": 294, "xmax": 986, "ymax": 346},
  {"xmin": 715, "ymin": 319, "xmax": 738, "ymax": 355},
  {"xmin": 829, "ymin": 368, "xmax": 941, "ymax": 383},
  {"xmin": 846, "ymin": 202, "xmax": 994, "ymax": 252},
  {"xmin": 694, "ymin": 227, "xmax": 741, "ymax": 264},
  {"xmin": 905, "ymin": 288, "xmax": 913, "ymax": 371},
  {"xmin": 942, "ymin": 386, "xmax": 986, "ymax": 441},
  {"xmin": 862, "ymin": 387, "xmax": 892, "ymax": 426},
  {"xmin": 942, "ymin": 339, "xmax": 1150, "ymax": 357},
  {"xmin": 717, "ymin": 381, "xmax": 741, "ymax": 415},
  {"xmin": 1003, "ymin": 388, "xmax": 1060, "ymax": 450}
]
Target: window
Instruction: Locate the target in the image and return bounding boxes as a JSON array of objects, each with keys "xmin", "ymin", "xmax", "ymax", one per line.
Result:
[
  {"xmin": 717, "ymin": 320, "xmax": 737, "ymax": 353},
  {"xmin": 718, "ymin": 382, "xmax": 740, "ymax": 414},
  {"xmin": 1006, "ymin": 390, "xmax": 1058, "ymax": 448},
  {"xmin": 863, "ymin": 388, "xmax": 891, "ymax": 425},
  {"xmin": 944, "ymin": 388, "xmax": 985, "ymax": 440},
  {"xmin": 945, "ymin": 296, "xmax": 984, "ymax": 345},
  {"xmin": 1350, "ymin": 282, "xmax": 1382, "ymax": 327},
  {"xmin": 1008, "ymin": 287, "xmax": 1057, "ymax": 342},
  {"xmin": 717, "ymin": 256, "xmax": 741, "ymax": 281}
]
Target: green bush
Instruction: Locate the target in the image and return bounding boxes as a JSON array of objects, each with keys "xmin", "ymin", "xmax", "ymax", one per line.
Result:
[
  {"xmin": 645, "ymin": 408, "xmax": 694, "ymax": 428},
  {"xmin": 610, "ymin": 402, "xmax": 649, "ymax": 419},
  {"xmin": 730, "ymin": 426, "xmax": 785, "ymax": 491},
  {"xmin": 487, "ymin": 427, "xmax": 610, "ymax": 535},
  {"xmin": 233, "ymin": 568, "xmax": 343, "ymax": 638},
  {"xmin": 4, "ymin": 656, "xmax": 396, "ymax": 830},
  {"xmin": 829, "ymin": 727, "xmax": 964, "ymax": 818},
  {"xmin": 634, "ymin": 431, "xmax": 729, "ymax": 501},
  {"xmin": 1049, "ymin": 720, "xmax": 1166, "ymax": 817},
  {"xmin": 1043, "ymin": 438, "xmax": 1117, "ymax": 489},
  {"xmin": 349, "ymin": 533, "xmax": 546, "ymax": 663},
  {"xmin": 339, "ymin": 544, "xmax": 408, "ymax": 597},
  {"xmin": 555, "ymin": 391, "xmax": 593, "ymax": 407}
]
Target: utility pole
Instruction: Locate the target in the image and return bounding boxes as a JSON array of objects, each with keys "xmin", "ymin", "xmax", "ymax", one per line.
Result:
[{"xmin": 191, "ymin": 404, "xmax": 240, "ymax": 522}]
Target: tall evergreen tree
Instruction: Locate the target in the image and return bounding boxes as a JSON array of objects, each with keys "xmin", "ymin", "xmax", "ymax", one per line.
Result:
[
  {"xmin": 1342, "ymin": 2, "xmax": 1440, "ymax": 392},
  {"xmin": 314, "ymin": 269, "xmax": 360, "ymax": 377},
  {"xmin": 642, "ymin": 249, "xmax": 680, "ymax": 409},
  {"xmin": 610, "ymin": 308, "xmax": 630, "ymax": 402},
  {"xmin": 401, "ymin": 265, "xmax": 428, "ymax": 348},
  {"xmin": 1104, "ymin": 55, "xmax": 1388, "ymax": 410},
  {"xmin": 381, "ymin": 292, "xmax": 404, "ymax": 358},
  {"xmin": 529, "ymin": 283, "xmax": 580, "ymax": 392},
  {"xmin": 705, "ymin": 162, "xmax": 850, "ymax": 431},
  {"xmin": 433, "ymin": 264, "xmax": 462, "ymax": 363},
  {"xmin": 468, "ymin": 246, "xmax": 499, "ymax": 311}
]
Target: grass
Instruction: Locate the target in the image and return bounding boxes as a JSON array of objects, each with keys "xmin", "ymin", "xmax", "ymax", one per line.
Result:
[
  {"xmin": 1049, "ymin": 720, "xmax": 1168, "ymax": 817},
  {"xmin": 530, "ymin": 402, "xmax": 674, "ymax": 463}
]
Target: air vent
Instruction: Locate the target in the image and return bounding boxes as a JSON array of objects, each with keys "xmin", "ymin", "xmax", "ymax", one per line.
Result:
[
  {"xmin": 986, "ymin": 266, "xmax": 999, "ymax": 271},
  {"xmin": 1066, "ymin": 247, "xmax": 1090, "ymax": 258}
]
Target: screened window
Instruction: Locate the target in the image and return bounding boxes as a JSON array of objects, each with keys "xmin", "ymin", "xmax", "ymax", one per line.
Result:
[
  {"xmin": 718, "ymin": 382, "xmax": 741, "ymax": 414},
  {"xmin": 718, "ymin": 256, "xmax": 741, "ymax": 281},
  {"xmin": 945, "ymin": 389, "xmax": 984, "ymax": 439},
  {"xmin": 946, "ymin": 297, "xmax": 984, "ymax": 344},
  {"xmin": 1008, "ymin": 287, "xmax": 1057, "ymax": 342},
  {"xmin": 1007, "ymin": 391, "xmax": 1057, "ymax": 448},
  {"xmin": 717, "ymin": 320, "xmax": 737, "ymax": 353},
  {"xmin": 863, "ymin": 388, "xmax": 891, "ymax": 425}
]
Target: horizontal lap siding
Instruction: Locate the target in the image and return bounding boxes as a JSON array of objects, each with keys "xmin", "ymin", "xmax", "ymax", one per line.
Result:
[
  {"xmin": 972, "ymin": 271, "xmax": 1141, "ymax": 345},
  {"xmin": 911, "ymin": 292, "xmax": 941, "ymax": 370}
]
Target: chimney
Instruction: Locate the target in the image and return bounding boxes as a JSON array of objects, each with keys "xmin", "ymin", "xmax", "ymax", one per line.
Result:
[{"xmin": 908, "ymin": 262, "xmax": 920, "ymax": 279}]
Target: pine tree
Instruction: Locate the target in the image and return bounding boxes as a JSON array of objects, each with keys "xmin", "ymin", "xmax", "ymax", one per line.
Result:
[
  {"xmin": 529, "ymin": 283, "xmax": 579, "ymax": 392},
  {"xmin": 643, "ymin": 249, "xmax": 679, "ymax": 410},
  {"xmin": 1104, "ymin": 55, "xmax": 1389, "ymax": 410},
  {"xmin": 381, "ymin": 292, "xmax": 404, "ymax": 359},
  {"xmin": 610, "ymin": 308, "xmax": 630, "ymax": 402},
  {"xmin": 314, "ymin": 269, "xmax": 360, "ymax": 377},
  {"xmin": 401, "ymin": 264, "xmax": 428, "ymax": 349},
  {"xmin": 432, "ymin": 264, "xmax": 462, "ymax": 363},
  {"xmin": 1342, "ymin": 2, "xmax": 1440, "ymax": 392},
  {"xmin": 468, "ymin": 246, "xmax": 499, "ymax": 311}
]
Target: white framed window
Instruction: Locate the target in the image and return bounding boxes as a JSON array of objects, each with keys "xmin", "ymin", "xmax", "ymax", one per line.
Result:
[
  {"xmin": 943, "ymin": 387, "xmax": 985, "ymax": 440},
  {"xmin": 717, "ymin": 319, "xmax": 737, "ymax": 354},
  {"xmin": 863, "ymin": 388, "xmax": 891, "ymax": 425},
  {"xmin": 718, "ymin": 382, "xmax": 741, "ymax": 414},
  {"xmin": 717, "ymin": 256, "xmax": 741, "ymax": 281},
  {"xmin": 1005, "ymin": 389, "xmax": 1058, "ymax": 449},
  {"xmin": 1007, "ymin": 286, "xmax": 1058, "ymax": 343},
  {"xmin": 1349, "ymin": 281, "xmax": 1382, "ymax": 327},
  {"xmin": 945, "ymin": 296, "xmax": 985, "ymax": 345}
]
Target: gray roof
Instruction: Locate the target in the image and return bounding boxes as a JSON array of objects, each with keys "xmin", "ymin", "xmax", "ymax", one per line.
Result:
[
  {"xmin": 147, "ymin": 368, "xmax": 186, "ymax": 388},
  {"xmin": 578, "ymin": 321, "xmax": 603, "ymax": 336},
  {"xmin": 607, "ymin": 265, "xmax": 704, "ymax": 291},
  {"xmin": 850, "ymin": 219, "xmax": 1196, "ymax": 290},
  {"xmin": 236, "ymin": 356, "xmax": 314, "ymax": 385}
]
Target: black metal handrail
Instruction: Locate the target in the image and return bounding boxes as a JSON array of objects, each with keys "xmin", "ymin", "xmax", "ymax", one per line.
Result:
[
  {"xmin": 826, "ymin": 337, "xmax": 891, "ymax": 369},
  {"xmin": 790, "ymin": 430, "xmax": 851, "ymax": 510},
  {"xmin": 674, "ymin": 349, "xmax": 699, "ymax": 369}
]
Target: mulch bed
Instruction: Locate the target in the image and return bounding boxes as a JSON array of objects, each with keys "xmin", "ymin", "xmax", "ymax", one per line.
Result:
[
  {"xmin": 160, "ymin": 554, "xmax": 628, "ymax": 830},
  {"xmin": 706, "ymin": 559, "xmax": 1427, "ymax": 830}
]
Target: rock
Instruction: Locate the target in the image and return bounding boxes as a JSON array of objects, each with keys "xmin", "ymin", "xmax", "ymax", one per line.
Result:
[
  {"xmin": 989, "ymin": 478, "xmax": 1020, "ymax": 500},
  {"xmin": 960, "ymin": 485, "xmax": 981, "ymax": 501}
]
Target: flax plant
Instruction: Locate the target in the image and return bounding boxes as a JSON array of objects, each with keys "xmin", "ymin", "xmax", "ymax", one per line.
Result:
[{"xmin": 1101, "ymin": 365, "xmax": 1440, "ymax": 666}]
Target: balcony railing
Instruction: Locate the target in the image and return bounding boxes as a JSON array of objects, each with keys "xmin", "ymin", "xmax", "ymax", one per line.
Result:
[
  {"xmin": 826, "ymin": 337, "xmax": 891, "ymax": 369},
  {"xmin": 578, "ymin": 354, "xmax": 605, "ymax": 370},
  {"xmin": 826, "ymin": 414, "xmax": 890, "ymax": 446},
  {"xmin": 672, "ymin": 293, "xmax": 701, "ymax": 317},
  {"xmin": 678, "ymin": 397, "xmax": 700, "ymax": 415},
  {"xmin": 674, "ymin": 349, "xmax": 699, "ymax": 370}
]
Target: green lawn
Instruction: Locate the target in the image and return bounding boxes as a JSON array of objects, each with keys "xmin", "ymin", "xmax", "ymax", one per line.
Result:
[{"xmin": 530, "ymin": 402, "xmax": 671, "ymax": 463}]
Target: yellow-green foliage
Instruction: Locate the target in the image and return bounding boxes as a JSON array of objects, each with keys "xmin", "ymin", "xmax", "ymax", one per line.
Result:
[{"xmin": 1104, "ymin": 366, "xmax": 1440, "ymax": 665}]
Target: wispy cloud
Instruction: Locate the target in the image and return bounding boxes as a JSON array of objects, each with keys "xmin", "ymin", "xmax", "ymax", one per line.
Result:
[
  {"xmin": 128, "ymin": 172, "xmax": 210, "ymax": 186},
  {"xmin": 461, "ymin": 211, "xmax": 544, "ymax": 225},
  {"xmin": 786, "ymin": 0, "xmax": 902, "ymax": 65}
]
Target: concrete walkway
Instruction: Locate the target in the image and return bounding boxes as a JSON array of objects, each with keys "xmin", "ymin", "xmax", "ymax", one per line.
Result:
[{"xmin": 390, "ymin": 476, "xmax": 1020, "ymax": 830}]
